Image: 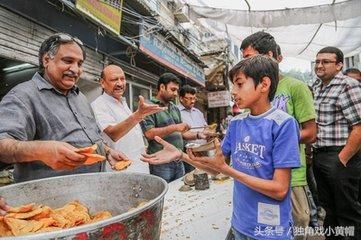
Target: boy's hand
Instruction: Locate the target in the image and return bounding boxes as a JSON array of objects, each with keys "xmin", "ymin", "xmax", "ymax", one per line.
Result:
[
  {"xmin": 140, "ymin": 136, "xmax": 182, "ymax": 164},
  {"xmin": 186, "ymin": 138, "xmax": 227, "ymax": 172}
]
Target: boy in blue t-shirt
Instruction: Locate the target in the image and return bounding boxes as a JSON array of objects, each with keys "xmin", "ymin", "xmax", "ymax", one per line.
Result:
[
  {"xmin": 190, "ymin": 55, "xmax": 300, "ymax": 239},
  {"xmin": 140, "ymin": 55, "xmax": 301, "ymax": 239}
]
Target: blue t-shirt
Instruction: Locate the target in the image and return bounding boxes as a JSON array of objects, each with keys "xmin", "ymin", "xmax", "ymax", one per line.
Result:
[{"xmin": 222, "ymin": 107, "xmax": 300, "ymax": 239}]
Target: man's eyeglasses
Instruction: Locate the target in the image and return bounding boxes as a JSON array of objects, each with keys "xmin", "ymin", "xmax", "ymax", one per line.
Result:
[
  {"xmin": 182, "ymin": 96, "xmax": 197, "ymax": 101},
  {"xmin": 53, "ymin": 33, "xmax": 83, "ymax": 46},
  {"xmin": 315, "ymin": 60, "xmax": 337, "ymax": 65}
]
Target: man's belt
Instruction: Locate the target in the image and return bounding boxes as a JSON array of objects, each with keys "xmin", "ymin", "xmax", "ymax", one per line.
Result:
[{"xmin": 313, "ymin": 146, "xmax": 344, "ymax": 153}]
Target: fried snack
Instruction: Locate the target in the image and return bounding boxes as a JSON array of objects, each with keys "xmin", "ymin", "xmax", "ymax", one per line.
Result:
[
  {"xmin": 114, "ymin": 160, "xmax": 132, "ymax": 171},
  {"xmin": 0, "ymin": 217, "xmax": 12, "ymax": 237},
  {"xmin": 82, "ymin": 153, "xmax": 106, "ymax": 165},
  {"xmin": 0, "ymin": 201, "xmax": 112, "ymax": 237},
  {"xmin": 30, "ymin": 206, "xmax": 52, "ymax": 220},
  {"xmin": 207, "ymin": 123, "xmax": 217, "ymax": 130},
  {"xmin": 6, "ymin": 207, "xmax": 44, "ymax": 219},
  {"xmin": 76, "ymin": 144, "xmax": 106, "ymax": 165},
  {"xmin": 76, "ymin": 144, "xmax": 97, "ymax": 154},
  {"xmin": 8, "ymin": 203, "xmax": 35, "ymax": 213},
  {"xmin": 90, "ymin": 211, "xmax": 112, "ymax": 223}
]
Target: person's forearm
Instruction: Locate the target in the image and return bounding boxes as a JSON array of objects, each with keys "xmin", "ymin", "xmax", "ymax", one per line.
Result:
[
  {"xmin": 299, "ymin": 120, "xmax": 316, "ymax": 144},
  {"xmin": 182, "ymin": 131, "xmax": 198, "ymax": 141},
  {"xmin": 104, "ymin": 112, "xmax": 143, "ymax": 142},
  {"xmin": 339, "ymin": 124, "xmax": 361, "ymax": 162},
  {"xmin": 0, "ymin": 139, "xmax": 39, "ymax": 164},
  {"xmin": 222, "ymin": 166, "xmax": 290, "ymax": 201},
  {"xmin": 144, "ymin": 125, "xmax": 178, "ymax": 140}
]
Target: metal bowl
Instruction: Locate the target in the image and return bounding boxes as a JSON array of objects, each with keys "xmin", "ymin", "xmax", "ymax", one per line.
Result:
[
  {"xmin": 186, "ymin": 139, "xmax": 216, "ymax": 157},
  {"xmin": 0, "ymin": 172, "xmax": 168, "ymax": 240}
]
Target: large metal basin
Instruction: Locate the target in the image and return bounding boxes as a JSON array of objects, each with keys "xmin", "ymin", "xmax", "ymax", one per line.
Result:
[{"xmin": 0, "ymin": 172, "xmax": 168, "ymax": 240}]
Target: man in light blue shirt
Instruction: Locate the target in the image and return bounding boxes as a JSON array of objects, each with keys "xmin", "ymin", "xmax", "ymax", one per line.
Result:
[{"xmin": 177, "ymin": 85, "xmax": 207, "ymax": 173}]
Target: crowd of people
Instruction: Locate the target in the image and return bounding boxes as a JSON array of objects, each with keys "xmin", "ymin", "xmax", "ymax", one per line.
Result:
[{"xmin": 0, "ymin": 31, "xmax": 360, "ymax": 240}]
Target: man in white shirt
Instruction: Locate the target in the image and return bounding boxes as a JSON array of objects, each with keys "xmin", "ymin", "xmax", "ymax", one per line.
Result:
[
  {"xmin": 177, "ymin": 85, "xmax": 207, "ymax": 173},
  {"xmin": 91, "ymin": 65, "xmax": 164, "ymax": 173}
]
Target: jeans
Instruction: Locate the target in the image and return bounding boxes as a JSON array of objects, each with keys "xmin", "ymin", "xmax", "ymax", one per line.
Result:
[{"xmin": 149, "ymin": 161, "xmax": 185, "ymax": 183}]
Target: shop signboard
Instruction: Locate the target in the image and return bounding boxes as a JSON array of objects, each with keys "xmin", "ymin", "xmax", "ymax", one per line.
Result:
[
  {"xmin": 207, "ymin": 91, "xmax": 231, "ymax": 108},
  {"xmin": 76, "ymin": 0, "xmax": 123, "ymax": 34},
  {"xmin": 139, "ymin": 27, "xmax": 205, "ymax": 86}
]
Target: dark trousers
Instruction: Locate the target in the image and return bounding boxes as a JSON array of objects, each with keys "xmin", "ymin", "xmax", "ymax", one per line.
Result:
[
  {"xmin": 183, "ymin": 161, "xmax": 195, "ymax": 174},
  {"xmin": 313, "ymin": 147, "xmax": 361, "ymax": 239}
]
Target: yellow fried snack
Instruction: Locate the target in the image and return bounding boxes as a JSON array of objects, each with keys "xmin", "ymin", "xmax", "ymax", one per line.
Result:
[
  {"xmin": 207, "ymin": 123, "xmax": 217, "ymax": 131},
  {"xmin": 114, "ymin": 160, "xmax": 132, "ymax": 171},
  {"xmin": 0, "ymin": 201, "xmax": 112, "ymax": 237},
  {"xmin": 90, "ymin": 211, "xmax": 112, "ymax": 223}
]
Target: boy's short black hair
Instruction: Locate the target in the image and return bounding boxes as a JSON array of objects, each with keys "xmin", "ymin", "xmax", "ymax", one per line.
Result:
[
  {"xmin": 229, "ymin": 55, "xmax": 279, "ymax": 101},
  {"xmin": 317, "ymin": 46, "xmax": 344, "ymax": 63},
  {"xmin": 157, "ymin": 73, "xmax": 180, "ymax": 90},
  {"xmin": 240, "ymin": 31, "xmax": 278, "ymax": 60},
  {"xmin": 179, "ymin": 85, "xmax": 196, "ymax": 97}
]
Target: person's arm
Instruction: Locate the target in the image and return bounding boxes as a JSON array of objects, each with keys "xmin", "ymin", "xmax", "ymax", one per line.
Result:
[
  {"xmin": 139, "ymin": 136, "xmax": 218, "ymax": 175},
  {"xmin": 338, "ymin": 123, "xmax": 361, "ymax": 166},
  {"xmin": 103, "ymin": 96, "xmax": 165, "ymax": 142},
  {"xmin": 0, "ymin": 197, "xmax": 10, "ymax": 215},
  {"xmin": 0, "ymin": 139, "xmax": 86, "ymax": 170},
  {"xmin": 187, "ymin": 141, "xmax": 291, "ymax": 201},
  {"xmin": 102, "ymin": 143, "xmax": 129, "ymax": 168},
  {"xmin": 338, "ymin": 81, "xmax": 361, "ymax": 166},
  {"xmin": 292, "ymin": 81, "xmax": 317, "ymax": 144},
  {"xmin": 144, "ymin": 123, "xmax": 189, "ymax": 140},
  {"xmin": 299, "ymin": 119, "xmax": 316, "ymax": 144}
]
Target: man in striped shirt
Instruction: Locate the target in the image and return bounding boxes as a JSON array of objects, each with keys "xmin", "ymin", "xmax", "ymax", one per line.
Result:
[{"xmin": 312, "ymin": 46, "xmax": 361, "ymax": 239}]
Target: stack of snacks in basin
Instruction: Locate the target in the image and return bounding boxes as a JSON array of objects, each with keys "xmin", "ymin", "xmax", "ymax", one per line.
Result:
[{"xmin": 0, "ymin": 201, "xmax": 111, "ymax": 237}]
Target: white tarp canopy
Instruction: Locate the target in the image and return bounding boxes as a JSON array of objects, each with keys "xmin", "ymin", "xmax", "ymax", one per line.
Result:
[{"xmin": 180, "ymin": 0, "xmax": 361, "ymax": 60}]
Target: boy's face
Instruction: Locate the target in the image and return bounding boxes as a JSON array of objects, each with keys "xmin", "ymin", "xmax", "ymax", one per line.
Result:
[{"xmin": 231, "ymin": 72, "xmax": 262, "ymax": 109}]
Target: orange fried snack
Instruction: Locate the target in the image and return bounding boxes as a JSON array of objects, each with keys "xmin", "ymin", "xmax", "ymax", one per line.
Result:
[
  {"xmin": 83, "ymin": 153, "xmax": 106, "ymax": 165},
  {"xmin": 76, "ymin": 144, "xmax": 98, "ymax": 154},
  {"xmin": 8, "ymin": 203, "xmax": 35, "ymax": 213},
  {"xmin": 76, "ymin": 144, "xmax": 106, "ymax": 165},
  {"xmin": 0, "ymin": 217, "xmax": 12, "ymax": 237},
  {"xmin": 114, "ymin": 160, "xmax": 132, "ymax": 171},
  {"xmin": 0, "ymin": 201, "xmax": 112, "ymax": 237}
]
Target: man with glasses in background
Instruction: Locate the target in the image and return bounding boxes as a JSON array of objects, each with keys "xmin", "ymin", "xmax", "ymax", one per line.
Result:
[
  {"xmin": 312, "ymin": 46, "xmax": 361, "ymax": 239},
  {"xmin": 0, "ymin": 33, "xmax": 127, "ymax": 183},
  {"xmin": 177, "ymin": 84, "xmax": 208, "ymax": 173}
]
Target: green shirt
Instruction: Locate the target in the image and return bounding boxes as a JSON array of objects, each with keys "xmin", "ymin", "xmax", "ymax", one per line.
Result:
[
  {"xmin": 272, "ymin": 76, "xmax": 316, "ymax": 187},
  {"xmin": 141, "ymin": 98, "xmax": 184, "ymax": 155}
]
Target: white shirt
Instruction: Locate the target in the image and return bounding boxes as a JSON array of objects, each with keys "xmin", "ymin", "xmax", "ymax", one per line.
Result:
[
  {"xmin": 91, "ymin": 93, "xmax": 148, "ymax": 173},
  {"xmin": 177, "ymin": 104, "xmax": 207, "ymax": 145}
]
